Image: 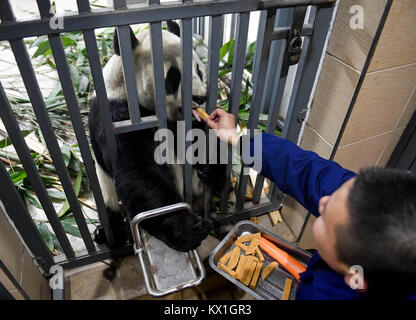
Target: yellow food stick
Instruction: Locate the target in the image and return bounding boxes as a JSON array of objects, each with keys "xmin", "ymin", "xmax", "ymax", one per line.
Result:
[
  {"xmin": 196, "ymin": 107, "xmax": 209, "ymax": 121},
  {"xmin": 235, "ymin": 240, "xmax": 249, "ymax": 252},
  {"xmin": 237, "ymin": 232, "xmax": 261, "ymax": 243},
  {"xmin": 249, "ymin": 261, "xmax": 264, "ymax": 290},
  {"xmin": 228, "ymin": 246, "xmax": 241, "ymax": 269},
  {"xmin": 242, "ymin": 260, "xmax": 257, "ymax": 286},
  {"xmin": 246, "ymin": 238, "xmax": 259, "ymax": 255},
  {"xmin": 218, "ymin": 263, "xmax": 238, "ymax": 279},
  {"xmin": 261, "ymin": 261, "xmax": 279, "ymax": 281},
  {"xmin": 255, "ymin": 247, "xmax": 264, "ymax": 262},
  {"xmin": 219, "ymin": 249, "xmax": 233, "ymax": 265},
  {"xmin": 281, "ymin": 278, "xmax": 293, "ymax": 300},
  {"xmin": 235, "ymin": 254, "xmax": 246, "ymax": 278}
]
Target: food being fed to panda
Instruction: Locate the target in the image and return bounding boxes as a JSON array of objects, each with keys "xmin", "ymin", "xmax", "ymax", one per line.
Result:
[{"xmin": 88, "ymin": 21, "xmax": 226, "ymax": 251}]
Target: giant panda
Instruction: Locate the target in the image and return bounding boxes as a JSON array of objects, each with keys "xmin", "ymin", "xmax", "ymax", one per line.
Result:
[{"xmin": 88, "ymin": 20, "xmax": 225, "ymax": 252}]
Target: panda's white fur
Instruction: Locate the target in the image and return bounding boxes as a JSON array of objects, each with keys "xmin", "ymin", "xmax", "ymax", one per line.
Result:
[{"xmin": 103, "ymin": 29, "xmax": 207, "ymax": 121}]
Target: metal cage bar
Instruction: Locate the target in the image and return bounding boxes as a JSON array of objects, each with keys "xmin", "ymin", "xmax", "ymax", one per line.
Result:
[
  {"xmin": 0, "ymin": 0, "xmax": 336, "ymax": 272},
  {"xmin": 35, "ymin": 0, "xmax": 97, "ymax": 253},
  {"xmin": 0, "ymin": 83, "xmax": 75, "ymax": 258},
  {"xmin": 203, "ymin": 14, "xmax": 224, "ymax": 218},
  {"xmin": 219, "ymin": 11, "xmax": 250, "ymax": 212},
  {"xmin": 2, "ymin": 36, "xmax": 96, "ymax": 256},
  {"xmin": 252, "ymin": 6, "xmax": 308, "ymax": 203},
  {"xmin": 149, "ymin": 0, "xmax": 168, "ymax": 129},
  {"xmin": 181, "ymin": 0, "xmax": 194, "ymax": 204},
  {"xmin": 235, "ymin": 9, "xmax": 276, "ymax": 210},
  {"xmin": 0, "ymin": 0, "xmax": 335, "ymax": 41},
  {"xmin": 0, "ymin": 160, "xmax": 55, "ymax": 272}
]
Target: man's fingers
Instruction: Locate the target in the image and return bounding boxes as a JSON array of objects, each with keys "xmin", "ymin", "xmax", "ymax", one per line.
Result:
[{"xmin": 209, "ymin": 108, "xmax": 224, "ymax": 120}]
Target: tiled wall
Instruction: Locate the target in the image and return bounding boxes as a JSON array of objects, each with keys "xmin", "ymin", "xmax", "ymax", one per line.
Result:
[
  {"xmin": 0, "ymin": 205, "xmax": 50, "ymax": 300},
  {"xmin": 333, "ymin": 0, "xmax": 416, "ymax": 172},
  {"xmin": 282, "ymin": 0, "xmax": 416, "ymax": 249}
]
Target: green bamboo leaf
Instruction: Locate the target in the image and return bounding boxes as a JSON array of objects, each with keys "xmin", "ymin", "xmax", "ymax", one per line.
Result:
[
  {"xmin": 58, "ymin": 170, "xmax": 82, "ymax": 217},
  {"xmin": 47, "ymin": 189, "xmax": 66, "ymax": 201},
  {"xmin": 9, "ymin": 169, "xmax": 27, "ymax": 184},
  {"xmin": 0, "ymin": 130, "xmax": 31, "ymax": 148},
  {"xmin": 32, "ymin": 40, "xmax": 51, "ymax": 58},
  {"xmin": 60, "ymin": 144, "xmax": 71, "ymax": 167},
  {"xmin": 219, "ymin": 39, "xmax": 234, "ymax": 61},
  {"xmin": 60, "ymin": 220, "xmax": 82, "ymax": 238},
  {"xmin": 37, "ymin": 222, "xmax": 54, "ymax": 251},
  {"xmin": 24, "ymin": 192, "xmax": 43, "ymax": 209},
  {"xmin": 227, "ymin": 39, "xmax": 235, "ymax": 65}
]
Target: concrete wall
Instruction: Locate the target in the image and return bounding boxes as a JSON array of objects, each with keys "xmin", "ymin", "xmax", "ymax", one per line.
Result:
[{"xmin": 0, "ymin": 204, "xmax": 50, "ymax": 300}]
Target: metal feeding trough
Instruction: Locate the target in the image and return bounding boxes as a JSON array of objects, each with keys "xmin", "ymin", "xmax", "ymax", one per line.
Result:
[
  {"xmin": 209, "ymin": 220, "xmax": 312, "ymax": 300},
  {"xmin": 130, "ymin": 203, "xmax": 205, "ymax": 297}
]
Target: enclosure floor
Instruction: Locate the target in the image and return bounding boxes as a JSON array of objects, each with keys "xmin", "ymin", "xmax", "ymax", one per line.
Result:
[{"xmin": 64, "ymin": 213, "xmax": 296, "ymax": 300}]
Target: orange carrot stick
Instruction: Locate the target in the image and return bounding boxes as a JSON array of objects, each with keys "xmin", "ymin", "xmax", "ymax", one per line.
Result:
[{"xmin": 258, "ymin": 236, "xmax": 306, "ymax": 281}]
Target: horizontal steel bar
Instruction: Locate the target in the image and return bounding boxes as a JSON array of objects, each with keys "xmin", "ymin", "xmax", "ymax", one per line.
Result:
[
  {"xmin": 213, "ymin": 194, "xmax": 283, "ymax": 225},
  {"xmin": 272, "ymin": 24, "xmax": 313, "ymax": 40},
  {"xmin": 113, "ymin": 116, "xmax": 160, "ymax": 134},
  {"xmin": 55, "ymin": 244, "xmax": 134, "ymax": 270},
  {"xmin": 0, "ymin": 0, "xmax": 334, "ymax": 41}
]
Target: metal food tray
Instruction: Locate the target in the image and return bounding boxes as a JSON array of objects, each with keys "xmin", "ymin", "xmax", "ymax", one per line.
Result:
[
  {"xmin": 131, "ymin": 203, "xmax": 205, "ymax": 297},
  {"xmin": 209, "ymin": 220, "xmax": 312, "ymax": 300}
]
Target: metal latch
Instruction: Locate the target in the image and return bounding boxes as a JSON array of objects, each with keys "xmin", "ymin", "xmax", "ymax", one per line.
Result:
[{"xmin": 285, "ymin": 29, "xmax": 303, "ymax": 66}]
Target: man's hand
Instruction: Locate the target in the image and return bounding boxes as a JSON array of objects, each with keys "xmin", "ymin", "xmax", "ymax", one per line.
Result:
[{"xmin": 205, "ymin": 108, "xmax": 240, "ymax": 145}]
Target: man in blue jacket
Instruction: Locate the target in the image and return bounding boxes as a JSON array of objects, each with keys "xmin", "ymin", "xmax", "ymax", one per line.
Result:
[{"xmin": 206, "ymin": 109, "xmax": 416, "ymax": 300}]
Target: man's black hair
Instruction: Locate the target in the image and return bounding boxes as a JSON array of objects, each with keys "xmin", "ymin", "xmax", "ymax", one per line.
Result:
[{"xmin": 336, "ymin": 167, "xmax": 416, "ymax": 298}]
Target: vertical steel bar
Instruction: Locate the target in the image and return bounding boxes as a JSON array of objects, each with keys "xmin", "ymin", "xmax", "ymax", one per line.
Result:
[
  {"xmin": 114, "ymin": 0, "xmax": 140, "ymax": 124},
  {"xmin": 181, "ymin": 0, "xmax": 193, "ymax": 204},
  {"xmin": 203, "ymin": 14, "xmax": 224, "ymax": 217},
  {"xmin": 0, "ymin": 161, "xmax": 55, "ymax": 272},
  {"xmin": 2, "ymin": 1, "xmax": 96, "ymax": 253},
  {"xmin": 115, "ymin": 25, "xmax": 141, "ymax": 123},
  {"xmin": 47, "ymin": 35, "xmax": 117, "ymax": 250},
  {"xmin": 253, "ymin": 6, "xmax": 307, "ymax": 203},
  {"xmin": 148, "ymin": 0, "xmax": 167, "ymax": 129},
  {"xmin": 219, "ymin": 12, "xmax": 250, "ymax": 212},
  {"xmin": 283, "ymin": 5, "xmax": 334, "ymax": 142},
  {"xmin": 76, "ymin": 0, "xmax": 118, "ymax": 248},
  {"xmin": 235, "ymin": 9, "xmax": 276, "ymax": 210},
  {"xmin": 0, "ymin": 83, "xmax": 75, "ymax": 258}
]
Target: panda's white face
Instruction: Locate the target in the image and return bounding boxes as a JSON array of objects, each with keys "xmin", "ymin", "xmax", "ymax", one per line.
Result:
[{"xmin": 103, "ymin": 25, "xmax": 207, "ymax": 121}]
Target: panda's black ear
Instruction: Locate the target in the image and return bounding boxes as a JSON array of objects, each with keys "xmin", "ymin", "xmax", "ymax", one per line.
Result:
[
  {"xmin": 166, "ymin": 20, "xmax": 181, "ymax": 38},
  {"xmin": 113, "ymin": 26, "xmax": 139, "ymax": 56}
]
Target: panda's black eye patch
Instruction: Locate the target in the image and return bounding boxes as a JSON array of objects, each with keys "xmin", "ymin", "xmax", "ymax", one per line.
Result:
[
  {"xmin": 196, "ymin": 64, "xmax": 203, "ymax": 81},
  {"xmin": 165, "ymin": 67, "xmax": 181, "ymax": 95}
]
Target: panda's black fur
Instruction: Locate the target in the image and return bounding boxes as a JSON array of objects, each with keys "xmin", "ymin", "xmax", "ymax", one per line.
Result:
[{"xmin": 88, "ymin": 21, "xmax": 225, "ymax": 251}]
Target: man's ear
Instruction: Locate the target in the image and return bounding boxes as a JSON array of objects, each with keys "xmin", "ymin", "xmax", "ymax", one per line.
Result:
[
  {"xmin": 344, "ymin": 266, "xmax": 368, "ymax": 293},
  {"xmin": 166, "ymin": 20, "xmax": 181, "ymax": 37},
  {"xmin": 113, "ymin": 26, "xmax": 139, "ymax": 56}
]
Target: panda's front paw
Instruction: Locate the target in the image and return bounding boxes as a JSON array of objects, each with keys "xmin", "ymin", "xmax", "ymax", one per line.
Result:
[
  {"xmin": 141, "ymin": 210, "xmax": 212, "ymax": 252},
  {"xmin": 196, "ymin": 165, "xmax": 217, "ymax": 186}
]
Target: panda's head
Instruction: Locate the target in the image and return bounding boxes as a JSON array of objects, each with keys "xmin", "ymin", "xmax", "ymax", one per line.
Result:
[{"xmin": 103, "ymin": 21, "xmax": 207, "ymax": 122}]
